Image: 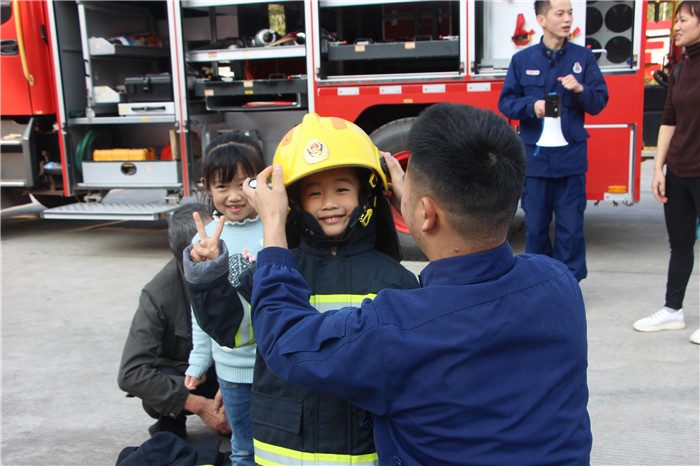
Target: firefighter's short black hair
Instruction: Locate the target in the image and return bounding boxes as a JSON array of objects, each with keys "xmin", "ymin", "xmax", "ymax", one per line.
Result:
[
  {"xmin": 407, "ymin": 103, "xmax": 525, "ymax": 241},
  {"xmin": 534, "ymin": 0, "xmax": 550, "ymax": 16}
]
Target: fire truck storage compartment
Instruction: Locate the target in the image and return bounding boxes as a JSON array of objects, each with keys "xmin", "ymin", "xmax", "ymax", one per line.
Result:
[
  {"xmin": 50, "ymin": 0, "xmax": 181, "ymax": 195},
  {"xmin": 194, "ymin": 77, "xmax": 308, "ymax": 111},
  {"xmin": 318, "ymin": 1, "xmax": 459, "ymax": 79},
  {"xmin": 124, "ymin": 74, "xmax": 173, "ymax": 102},
  {"xmin": 76, "ymin": 1, "xmax": 172, "ymax": 117},
  {"xmin": 183, "ymin": 1, "xmax": 308, "ymax": 112},
  {"xmin": 81, "ymin": 160, "xmax": 181, "ymax": 187}
]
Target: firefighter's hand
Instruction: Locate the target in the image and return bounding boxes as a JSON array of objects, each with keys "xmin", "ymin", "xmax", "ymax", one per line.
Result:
[
  {"xmin": 191, "ymin": 213, "xmax": 224, "ymax": 263},
  {"xmin": 534, "ymin": 99, "xmax": 546, "ymax": 119},
  {"xmin": 242, "ymin": 164, "xmax": 289, "ymax": 249},
  {"xmin": 651, "ymin": 168, "xmax": 667, "ymax": 203},
  {"xmin": 382, "ymin": 152, "xmax": 405, "ymax": 212},
  {"xmin": 558, "ymin": 74, "xmax": 583, "ymax": 94}
]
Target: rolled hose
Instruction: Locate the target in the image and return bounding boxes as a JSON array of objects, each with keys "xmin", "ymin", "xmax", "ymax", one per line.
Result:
[{"xmin": 74, "ymin": 126, "xmax": 121, "ymax": 176}]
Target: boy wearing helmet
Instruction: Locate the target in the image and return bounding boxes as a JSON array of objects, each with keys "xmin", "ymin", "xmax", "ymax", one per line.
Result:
[
  {"xmin": 243, "ymin": 103, "xmax": 591, "ymax": 465},
  {"xmin": 185, "ymin": 113, "xmax": 418, "ymax": 465}
]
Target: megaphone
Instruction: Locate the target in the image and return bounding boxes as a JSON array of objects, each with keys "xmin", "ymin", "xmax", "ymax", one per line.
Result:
[{"xmin": 536, "ymin": 93, "xmax": 568, "ymax": 147}]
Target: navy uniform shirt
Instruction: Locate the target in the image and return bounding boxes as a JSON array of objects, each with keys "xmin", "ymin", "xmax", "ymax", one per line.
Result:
[
  {"xmin": 499, "ymin": 39, "xmax": 608, "ymax": 178},
  {"xmin": 251, "ymin": 243, "xmax": 592, "ymax": 465}
]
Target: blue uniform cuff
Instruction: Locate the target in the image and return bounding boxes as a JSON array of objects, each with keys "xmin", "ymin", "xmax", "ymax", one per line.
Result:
[{"xmin": 257, "ymin": 247, "xmax": 295, "ymax": 269}]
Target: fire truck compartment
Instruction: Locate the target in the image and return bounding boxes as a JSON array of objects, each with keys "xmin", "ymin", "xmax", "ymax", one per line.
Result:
[{"xmin": 80, "ymin": 160, "xmax": 181, "ymax": 188}]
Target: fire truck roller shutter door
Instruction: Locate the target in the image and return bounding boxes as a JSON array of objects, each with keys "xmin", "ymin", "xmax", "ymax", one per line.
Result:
[{"xmin": 369, "ymin": 117, "xmax": 427, "ymax": 261}]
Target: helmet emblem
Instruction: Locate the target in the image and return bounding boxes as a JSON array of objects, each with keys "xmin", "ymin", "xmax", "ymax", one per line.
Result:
[{"xmin": 304, "ymin": 139, "xmax": 330, "ymax": 164}]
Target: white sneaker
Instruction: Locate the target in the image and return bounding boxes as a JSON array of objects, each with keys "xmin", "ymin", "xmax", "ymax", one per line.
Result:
[
  {"xmin": 690, "ymin": 329, "xmax": 700, "ymax": 345},
  {"xmin": 633, "ymin": 307, "xmax": 686, "ymax": 332}
]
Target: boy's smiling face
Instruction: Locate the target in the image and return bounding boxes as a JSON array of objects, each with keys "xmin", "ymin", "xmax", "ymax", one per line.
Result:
[{"xmin": 299, "ymin": 167, "xmax": 361, "ymax": 239}]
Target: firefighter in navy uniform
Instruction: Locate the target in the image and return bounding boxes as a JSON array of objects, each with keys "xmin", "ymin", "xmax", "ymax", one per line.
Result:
[
  {"xmin": 184, "ymin": 113, "xmax": 419, "ymax": 465},
  {"xmin": 498, "ymin": 0, "xmax": 609, "ymax": 282}
]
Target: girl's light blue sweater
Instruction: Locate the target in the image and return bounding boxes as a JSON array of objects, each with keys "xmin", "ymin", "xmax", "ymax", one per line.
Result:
[{"xmin": 185, "ymin": 214, "xmax": 263, "ymax": 384}]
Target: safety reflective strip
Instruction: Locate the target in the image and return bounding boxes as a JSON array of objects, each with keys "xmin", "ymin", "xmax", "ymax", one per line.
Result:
[
  {"xmin": 309, "ymin": 294, "xmax": 376, "ymax": 313},
  {"xmin": 254, "ymin": 439, "xmax": 378, "ymax": 466},
  {"xmin": 235, "ymin": 300, "xmax": 255, "ymax": 347}
]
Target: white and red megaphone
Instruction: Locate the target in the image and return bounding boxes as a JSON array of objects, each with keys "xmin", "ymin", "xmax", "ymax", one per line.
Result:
[{"xmin": 536, "ymin": 93, "xmax": 568, "ymax": 147}]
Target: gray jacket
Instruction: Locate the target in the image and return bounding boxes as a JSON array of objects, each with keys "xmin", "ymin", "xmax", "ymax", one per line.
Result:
[{"xmin": 117, "ymin": 258, "xmax": 193, "ymax": 417}]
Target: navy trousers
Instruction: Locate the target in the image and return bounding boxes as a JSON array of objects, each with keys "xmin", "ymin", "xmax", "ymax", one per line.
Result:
[{"xmin": 522, "ymin": 174, "xmax": 587, "ymax": 281}]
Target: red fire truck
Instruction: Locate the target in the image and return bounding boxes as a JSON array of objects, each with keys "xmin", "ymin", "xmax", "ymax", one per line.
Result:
[{"xmin": 2, "ymin": 0, "xmax": 649, "ymax": 256}]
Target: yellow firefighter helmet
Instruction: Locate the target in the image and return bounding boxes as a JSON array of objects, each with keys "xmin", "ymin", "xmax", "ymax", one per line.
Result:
[{"xmin": 272, "ymin": 113, "xmax": 388, "ymax": 191}]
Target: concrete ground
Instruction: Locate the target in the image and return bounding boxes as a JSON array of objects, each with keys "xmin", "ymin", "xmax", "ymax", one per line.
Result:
[{"xmin": 1, "ymin": 160, "xmax": 698, "ymax": 465}]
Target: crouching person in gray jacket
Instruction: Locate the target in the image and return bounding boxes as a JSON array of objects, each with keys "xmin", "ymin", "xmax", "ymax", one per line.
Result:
[{"xmin": 118, "ymin": 203, "xmax": 231, "ymax": 439}]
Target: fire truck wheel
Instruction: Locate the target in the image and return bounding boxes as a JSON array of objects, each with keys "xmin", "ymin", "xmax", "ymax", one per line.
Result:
[
  {"xmin": 370, "ymin": 117, "xmax": 524, "ymax": 259},
  {"xmin": 369, "ymin": 117, "xmax": 427, "ymax": 261}
]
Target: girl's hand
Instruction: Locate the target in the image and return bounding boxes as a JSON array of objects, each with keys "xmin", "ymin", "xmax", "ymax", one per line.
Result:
[
  {"xmin": 185, "ymin": 374, "xmax": 204, "ymax": 390},
  {"xmin": 242, "ymin": 249, "xmax": 256, "ymax": 263},
  {"xmin": 190, "ymin": 213, "xmax": 225, "ymax": 263}
]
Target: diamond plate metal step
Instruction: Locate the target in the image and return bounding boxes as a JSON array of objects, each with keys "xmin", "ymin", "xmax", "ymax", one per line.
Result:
[{"xmin": 41, "ymin": 202, "xmax": 179, "ymax": 221}]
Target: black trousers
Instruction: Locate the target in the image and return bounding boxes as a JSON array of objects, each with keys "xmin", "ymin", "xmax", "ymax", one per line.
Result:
[{"xmin": 664, "ymin": 169, "xmax": 700, "ymax": 310}]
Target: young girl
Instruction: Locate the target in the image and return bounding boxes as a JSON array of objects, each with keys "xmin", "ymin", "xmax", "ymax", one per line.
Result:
[{"xmin": 184, "ymin": 132, "xmax": 265, "ymax": 466}]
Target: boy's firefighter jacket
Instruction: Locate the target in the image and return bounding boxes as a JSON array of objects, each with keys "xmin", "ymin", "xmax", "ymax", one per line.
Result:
[{"xmin": 183, "ymin": 219, "xmax": 419, "ymax": 465}]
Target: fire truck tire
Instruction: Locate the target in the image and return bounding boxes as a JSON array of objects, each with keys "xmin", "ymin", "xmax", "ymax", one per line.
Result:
[
  {"xmin": 369, "ymin": 117, "xmax": 428, "ymax": 261},
  {"xmin": 370, "ymin": 117, "xmax": 525, "ymax": 259}
]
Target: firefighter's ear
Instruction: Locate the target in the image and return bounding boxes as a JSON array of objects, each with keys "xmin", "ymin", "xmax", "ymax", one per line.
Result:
[
  {"xmin": 536, "ymin": 13, "xmax": 546, "ymax": 29},
  {"xmin": 420, "ymin": 197, "xmax": 438, "ymax": 233}
]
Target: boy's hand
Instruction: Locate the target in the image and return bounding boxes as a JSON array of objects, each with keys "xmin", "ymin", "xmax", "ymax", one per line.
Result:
[
  {"xmin": 242, "ymin": 164, "xmax": 289, "ymax": 249},
  {"xmin": 382, "ymin": 152, "xmax": 405, "ymax": 212},
  {"xmin": 191, "ymin": 213, "xmax": 224, "ymax": 263}
]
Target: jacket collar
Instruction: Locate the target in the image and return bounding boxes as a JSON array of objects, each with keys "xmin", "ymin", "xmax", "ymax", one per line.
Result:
[
  {"xmin": 539, "ymin": 37, "xmax": 568, "ymax": 64},
  {"xmin": 686, "ymin": 41, "xmax": 700, "ymax": 60},
  {"xmin": 418, "ymin": 242, "xmax": 516, "ymax": 287}
]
